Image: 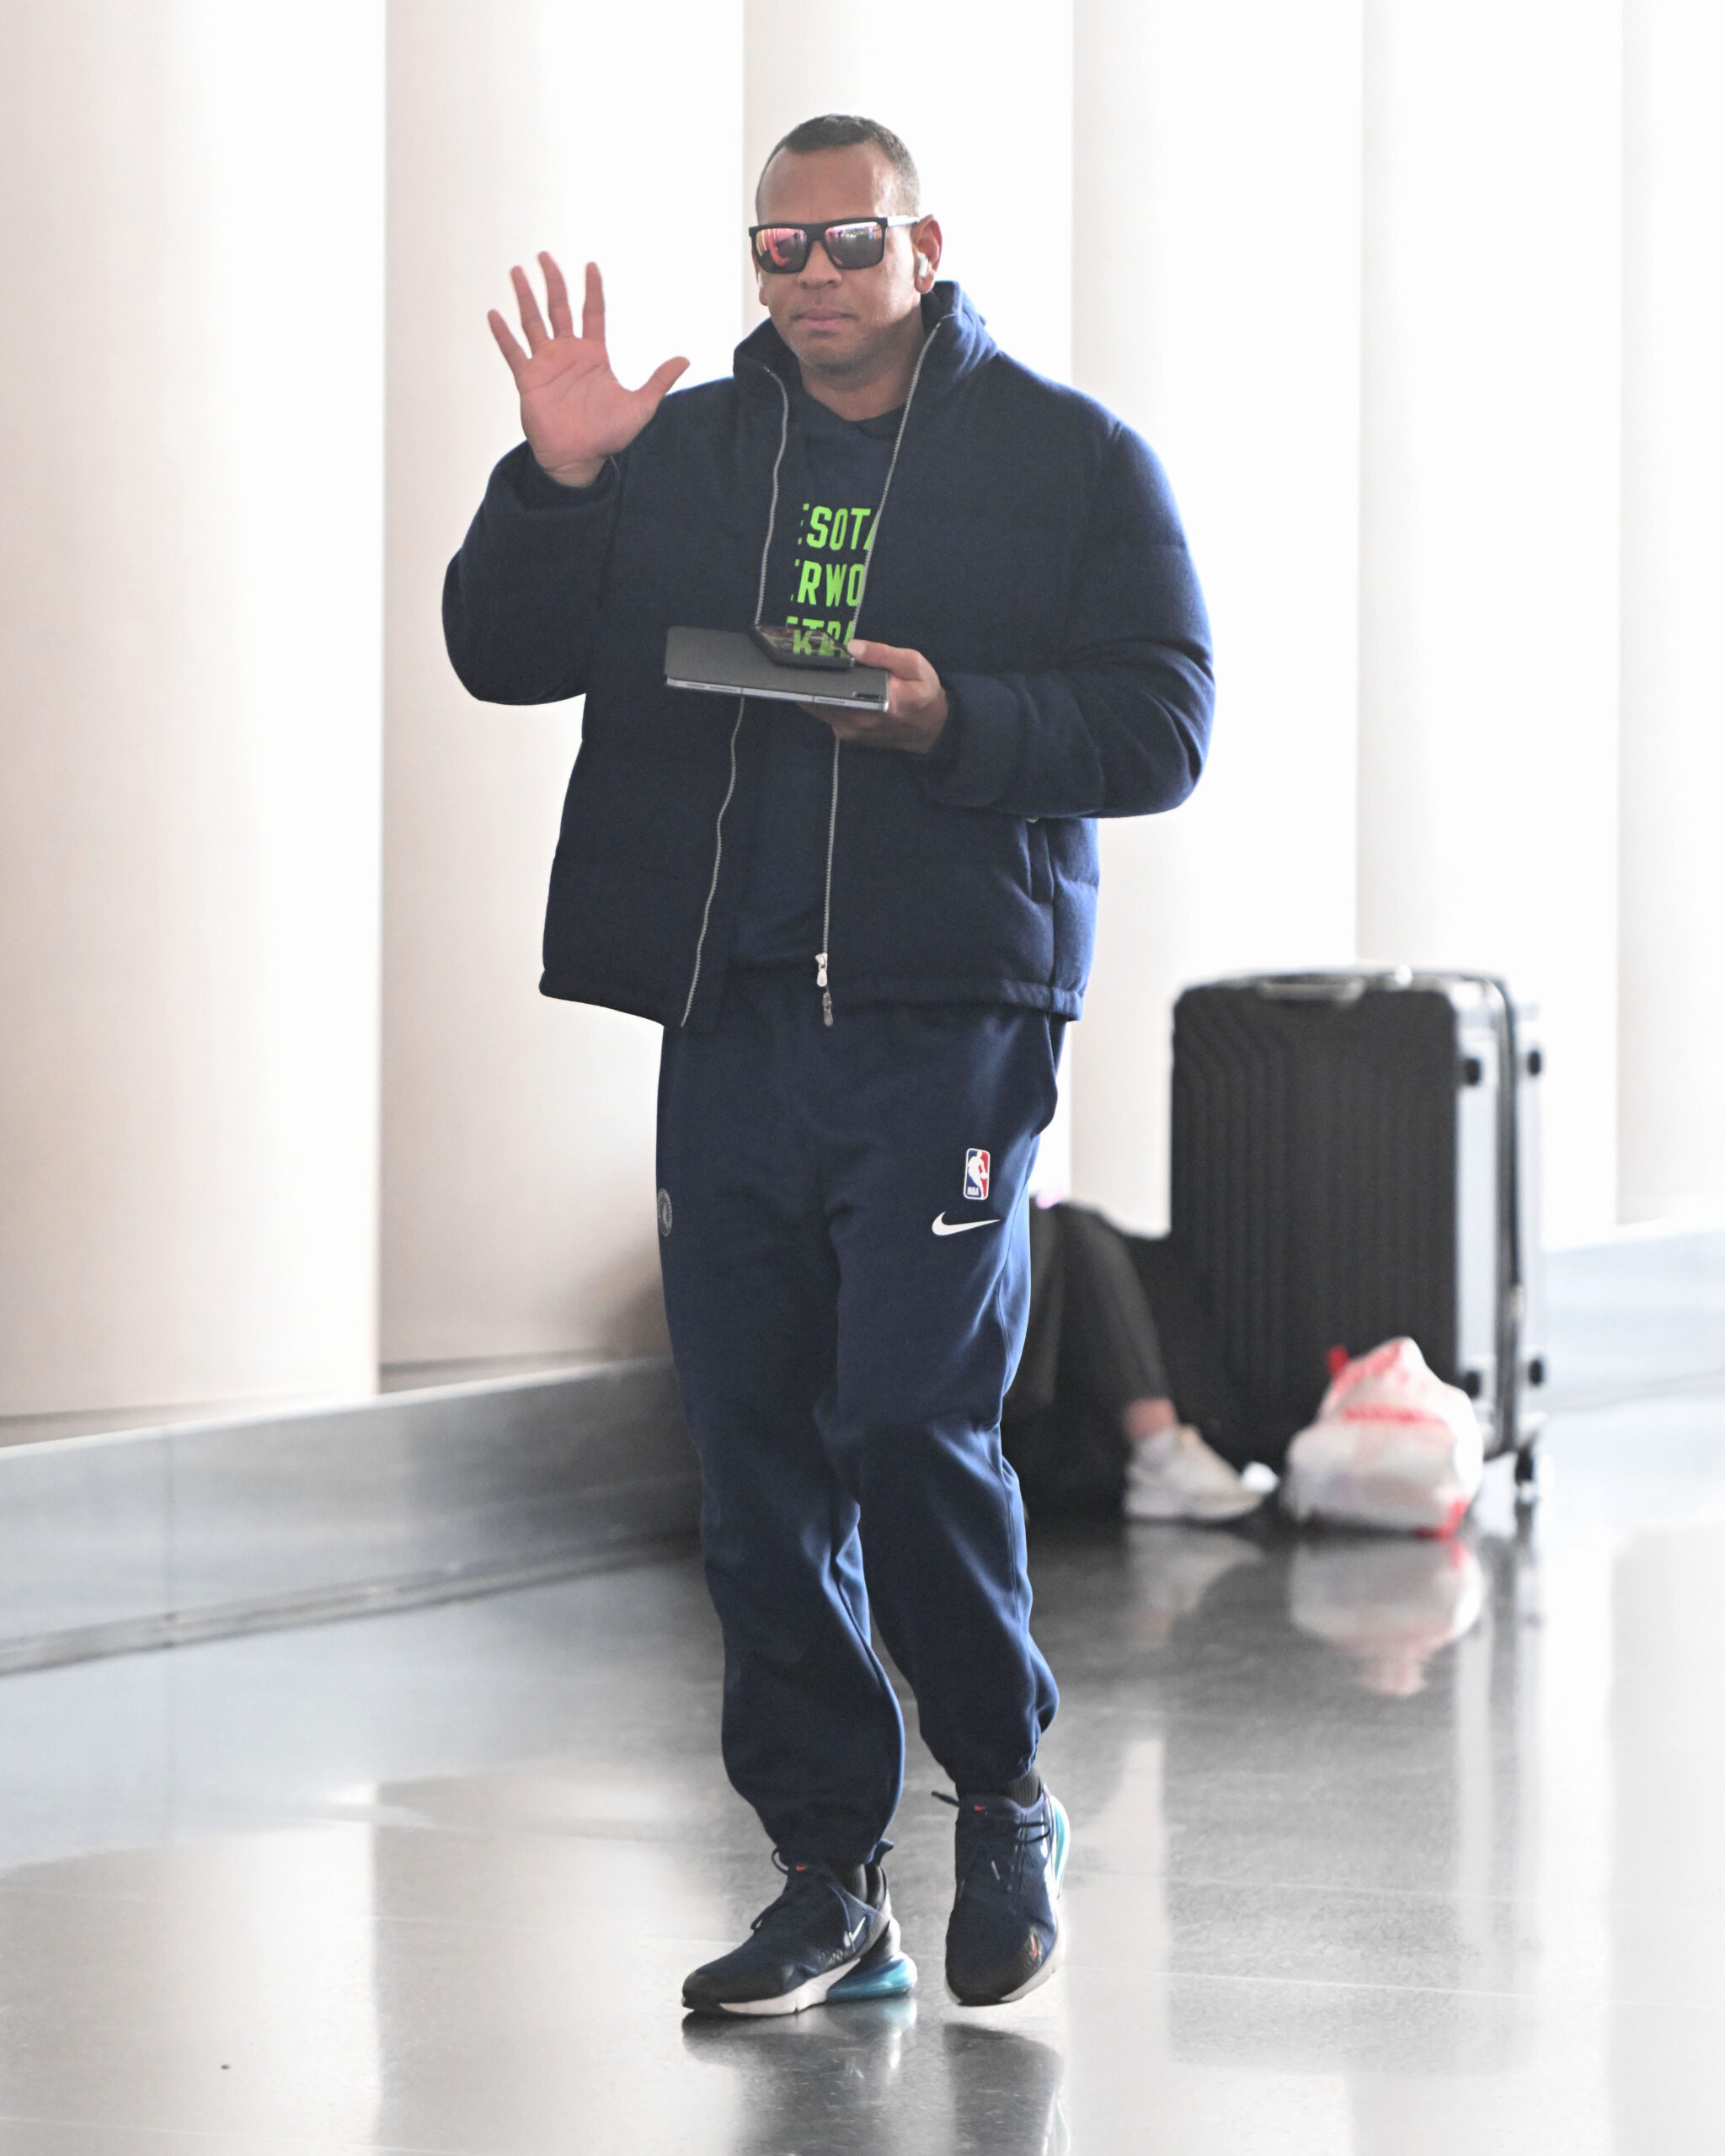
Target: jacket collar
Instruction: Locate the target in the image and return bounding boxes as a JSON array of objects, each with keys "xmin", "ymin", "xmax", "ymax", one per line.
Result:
[{"xmin": 731, "ymin": 281, "xmax": 996, "ymax": 402}]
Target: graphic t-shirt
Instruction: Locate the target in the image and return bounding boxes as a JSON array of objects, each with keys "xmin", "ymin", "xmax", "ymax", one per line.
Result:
[{"xmin": 730, "ymin": 385, "xmax": 902, "ymax": 970}]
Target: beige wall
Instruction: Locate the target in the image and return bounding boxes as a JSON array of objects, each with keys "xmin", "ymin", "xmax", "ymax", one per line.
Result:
[
  {"xmin": 0, "ymin": 2, "xmax": 384, "ymax": 1417},
  {"xmin": 380, "ymin": 0, "xmax": 743, "ymax": 1368}
]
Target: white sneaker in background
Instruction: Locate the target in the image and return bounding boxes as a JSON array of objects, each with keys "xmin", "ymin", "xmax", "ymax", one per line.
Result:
[{"xmin": 1123, "ymin": 1425, "xmax": 1267, "ymax": 1524}]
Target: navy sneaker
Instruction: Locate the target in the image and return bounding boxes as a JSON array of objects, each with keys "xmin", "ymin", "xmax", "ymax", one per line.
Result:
[
  {"xmin": 942, "ymin": 1785, "xmax": 1071, "ymax": 2006},
  {"xmin": 682, "ymin": 1858, "xmax": 905, "ymax": 2016}
]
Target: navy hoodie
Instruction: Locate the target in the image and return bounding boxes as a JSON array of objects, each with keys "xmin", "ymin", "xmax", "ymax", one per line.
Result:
[{"xmin": 443, "ymin": 283, "xmax": 1214, "ymax": 1030}]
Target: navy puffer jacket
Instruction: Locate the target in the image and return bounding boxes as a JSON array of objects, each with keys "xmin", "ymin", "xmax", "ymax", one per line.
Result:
[{"xmin": 443, "ymin": 283, "xmax": 1213, "ymax": 1030}]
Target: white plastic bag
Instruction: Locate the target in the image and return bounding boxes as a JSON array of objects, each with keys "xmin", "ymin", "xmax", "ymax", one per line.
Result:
[{"xmin": 1280, "ymin": 1337, "xmax": 1484, "ymax": 1536}]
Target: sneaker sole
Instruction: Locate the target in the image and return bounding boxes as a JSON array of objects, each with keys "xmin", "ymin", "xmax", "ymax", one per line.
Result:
[
  {"xmin": 687, "ymin": 1908, "xmax": 896, "ymax": 2019},
  {"xmin": 829, "ymin": 1949, "xmax": 918, "ymax": 2003},
  {"xmin": 948, "ymin": 1794, "xmax": 1071, "ymax": 2009}
]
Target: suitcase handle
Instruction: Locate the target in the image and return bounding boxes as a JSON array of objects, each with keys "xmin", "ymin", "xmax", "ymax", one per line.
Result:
[{"xmin": 1252, "ymin": 968, "xmax": 1413, "ymax": 1005}]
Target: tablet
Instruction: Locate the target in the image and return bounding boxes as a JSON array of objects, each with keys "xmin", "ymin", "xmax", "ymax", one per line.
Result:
[{"xmin": 665, "ymin": 627, "xmax": 891, "ymax": 712}]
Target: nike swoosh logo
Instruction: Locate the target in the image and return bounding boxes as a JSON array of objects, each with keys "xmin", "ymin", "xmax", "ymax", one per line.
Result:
[{"xmin": 932, "ymin": 1213, "xmax": 1002, "ymax": 1236}]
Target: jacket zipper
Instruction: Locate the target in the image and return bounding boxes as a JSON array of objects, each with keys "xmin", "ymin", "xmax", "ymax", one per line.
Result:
[
  {"xmin": 811, "ymin": 323, "xmax": 940, "ymax": 1027},
  {"xmin": 678, "ymin": 376, "xmax": 793, "ymax": 1028},
  {"xmin": 814, "ymin": 743, "xmax": 838, "ymax": 1027},
  {"xmin": 682, "ymin": 325, "xmax": 940, "ymax": 1031}
]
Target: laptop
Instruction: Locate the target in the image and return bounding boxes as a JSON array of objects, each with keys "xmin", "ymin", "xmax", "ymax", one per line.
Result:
[{"xmin": 665, "ymin": 627, "xmax": 891, "ymax": 713}]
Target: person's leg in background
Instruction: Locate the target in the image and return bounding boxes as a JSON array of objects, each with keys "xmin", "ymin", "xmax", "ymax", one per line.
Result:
[
  {"xmin": 1049, "ymin": 1204, "xmax": 1265, "ymax": 1524},
  {"xmin": 1052, "ymin": 1203, "xmax": 1178, "ymax": 1431}
]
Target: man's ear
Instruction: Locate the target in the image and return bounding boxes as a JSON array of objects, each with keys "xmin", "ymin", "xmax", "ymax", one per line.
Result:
[{"xmin": 912, "ymin": 216, "xmax": 943, "ymax": 288}]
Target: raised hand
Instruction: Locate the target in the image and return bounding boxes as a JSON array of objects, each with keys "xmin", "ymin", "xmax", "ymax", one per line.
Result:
[{"xmin": 488, "ymin": 253, "xmax": 688, "ymax": 488}]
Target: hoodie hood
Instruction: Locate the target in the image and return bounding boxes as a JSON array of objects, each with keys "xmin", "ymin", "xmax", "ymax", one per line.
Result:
[{"xmin": 732, "ymin": 280, "xmax": 999, "ymax": 400}]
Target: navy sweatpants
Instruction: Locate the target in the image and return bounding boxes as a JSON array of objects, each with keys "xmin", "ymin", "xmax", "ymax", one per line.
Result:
[{"xmin": 656, "ymin": 969, "xmax": 1062, "ymax": 1865}]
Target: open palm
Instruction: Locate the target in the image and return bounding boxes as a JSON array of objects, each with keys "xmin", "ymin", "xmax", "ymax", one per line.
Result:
[{"xmin": 489, "ymin": 253, "xmax": 688, "ymax": 485}]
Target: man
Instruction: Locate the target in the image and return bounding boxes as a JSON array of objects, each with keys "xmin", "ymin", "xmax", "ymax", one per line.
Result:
[{"xmin": 445, "ymin": 113, "xmax": 1213, "ymax": 2016}]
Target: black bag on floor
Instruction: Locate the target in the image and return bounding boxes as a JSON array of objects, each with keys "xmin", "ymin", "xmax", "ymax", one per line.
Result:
[{"xmin": 1169, "ymin": 969, "xmax": 1546, "ymax": 1478}]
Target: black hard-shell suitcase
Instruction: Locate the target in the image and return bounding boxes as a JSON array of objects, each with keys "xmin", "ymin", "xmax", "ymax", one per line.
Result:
[{"xmin": 1169, "ymin": 969, "xmax": 1546, "ymax": 1486}]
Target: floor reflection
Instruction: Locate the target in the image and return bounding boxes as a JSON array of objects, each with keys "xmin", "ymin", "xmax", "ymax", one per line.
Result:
[
  {"xmin": 681, "ymin": 2005, "xmax": 1068, "ymax": 2156},
  {"xmin": 1068, "ymin": 1515, "xmax": 1535, "ymax": 2089},
  {"xmin": 1288, "ymin": 1535, "xmax": 1486, "ymax": 1695},
  {"xmin": 1119, "ymin": 1523, "xmax": 1263, "ymax": 1649},
  {"xmin": 0, "ymin": 1400, "xmax": 1722, "ymax": 2151},
  {"xmin": 1610, "ymin": 1514, "xmax": 1725, "ymax": 2152}
]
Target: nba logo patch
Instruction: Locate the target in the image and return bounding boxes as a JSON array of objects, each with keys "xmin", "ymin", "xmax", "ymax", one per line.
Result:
[{"xmin": 964, "ymin": 1149, "xmax": 991, "ymax": 1203}]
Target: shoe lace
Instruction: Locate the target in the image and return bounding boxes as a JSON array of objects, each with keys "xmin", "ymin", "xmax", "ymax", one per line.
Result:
[
  {"xmin": 749, "ymin": 1852, "xmax": 845, "ymax": 1938},
  {"xmin": 932, "ymin": 1790, "xmax": 1051, "ymax": 1902}
]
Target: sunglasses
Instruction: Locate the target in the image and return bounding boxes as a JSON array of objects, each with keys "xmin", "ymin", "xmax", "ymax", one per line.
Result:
[{"xmin": 750, "ymin": 216, "xmax": 921, "ymax": 275}]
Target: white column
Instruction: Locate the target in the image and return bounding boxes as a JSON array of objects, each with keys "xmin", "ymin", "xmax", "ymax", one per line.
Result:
[
  {"xmin": 1358, "ymin": 1, "xmax": 1623, "ymax": 1246},
  {"xmin": 0, "ymin": 3, "xmax": 383, "ymax": 1417},
  {"xmin": 1067, "ymin": 0, "xmax": 1365, "ymax": 1231},
  {"xmin": 382, "ymin": 2, "xmax": 744, "ymax": 1366},
  {"xmin": 1616, "ymin": 0, "xmax": 1725, "ymax": 1225}
]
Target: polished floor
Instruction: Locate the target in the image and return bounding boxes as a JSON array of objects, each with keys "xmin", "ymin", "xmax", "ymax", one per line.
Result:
[{"xmin": 3, "ymin": 1388, "xmax": 1724, "ymax": 2151}]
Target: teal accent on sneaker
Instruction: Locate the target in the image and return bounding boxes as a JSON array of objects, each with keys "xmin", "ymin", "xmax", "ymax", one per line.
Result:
[
  {"xmin": 832, "ymin": 1949, "xmax": 922, "ymax": 1992},
  {"xmin": 1049, "ymin": 1792, "xmax": 1071, "ymax": 1897},
  {"xmin": 828, "ymin": 1926, "xmax": 918, "ymax": 2003}
]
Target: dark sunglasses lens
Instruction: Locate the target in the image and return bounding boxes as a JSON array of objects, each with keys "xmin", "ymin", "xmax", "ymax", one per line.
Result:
[
  {"xmin": 824, "ymin": 221, "xmax": 887, "ymax": 270},
  {"xmin": 754, "ymin": 227, "xmax": 809, "ymax": 273}
]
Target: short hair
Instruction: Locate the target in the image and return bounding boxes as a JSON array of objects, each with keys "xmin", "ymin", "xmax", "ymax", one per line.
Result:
[{"xmin": 756, "ymin": 115, "xmax": 922, "ymax": 216}]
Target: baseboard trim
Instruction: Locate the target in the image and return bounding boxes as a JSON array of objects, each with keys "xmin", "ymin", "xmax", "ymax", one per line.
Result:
[
  {"xmin": 0, "ymin": 1358, "xmax": 697, "ymax": 1676},
  {"xmin": 0, "ymin": 1517, "xmax": 695, "ymax": 1678}
]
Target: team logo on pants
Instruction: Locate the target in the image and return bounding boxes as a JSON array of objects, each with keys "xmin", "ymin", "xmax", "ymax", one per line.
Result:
[{"xmin": 964, "ymin": 1149, "xmax": 991, "ymax": 1202}]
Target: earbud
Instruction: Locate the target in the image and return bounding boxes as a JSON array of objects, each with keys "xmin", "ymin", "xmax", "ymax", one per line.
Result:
[{"xmin": 915, "ymin": 253, "xmax": 930, "ymax": 279}]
